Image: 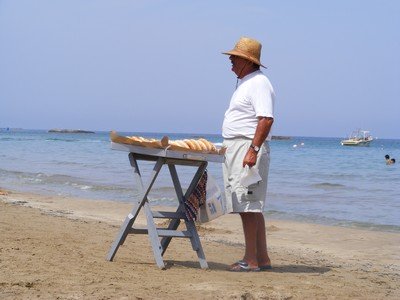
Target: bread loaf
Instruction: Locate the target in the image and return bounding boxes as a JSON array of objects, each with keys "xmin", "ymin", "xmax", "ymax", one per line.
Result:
[
  {"xmin": 185, "ymin": 139, "xmax": 204, "ymax": 151},
  {"xmin": 199, "ymin": 138, "xmax": 216, "ymax": 151},
  {"xmin": 197, "ymin": 140, "xmax": 209, "ymax": 151},
  {"xmin": 183, "ymin": 139, "xmax": 197, "ymax": 150},
  {"xmin": 128, "ymin": 136, "xmax": 143, "ymax": 142},
  {"xmin": 171, "ymin": 140, "xmax": 190, "ymax": 149}
]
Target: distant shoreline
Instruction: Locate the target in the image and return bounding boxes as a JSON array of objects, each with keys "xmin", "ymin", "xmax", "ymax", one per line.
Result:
[
  {"xmin": 48, "ymin": 129, "xmax": 95, "ymax": 134},
  {"xmin": 271, "ymin": 135, "xmax": 291, "ymax": 140},
  {"xmin": 2, "ymin": 129, "xmax": 400, "ymax": 140}
]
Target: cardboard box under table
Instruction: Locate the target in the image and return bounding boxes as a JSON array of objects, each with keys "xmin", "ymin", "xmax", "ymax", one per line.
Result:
[{"xmin": 107, "ymin": 142, "xmax": 225, "ymax": 269}]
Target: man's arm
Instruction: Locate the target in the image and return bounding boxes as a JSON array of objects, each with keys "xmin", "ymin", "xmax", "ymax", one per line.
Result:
[{"xmin": 243, "ymin": 117, "xmax": 274, "ymax": 167}]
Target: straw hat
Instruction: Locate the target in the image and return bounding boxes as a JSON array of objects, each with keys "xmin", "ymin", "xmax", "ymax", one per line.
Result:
[{"xmin": 222, "ymin": 37, "xmax": 265, "ymax": 68}]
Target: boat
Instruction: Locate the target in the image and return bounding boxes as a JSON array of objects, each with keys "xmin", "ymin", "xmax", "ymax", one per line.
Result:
[{"xmin": 341, "ymin": 130, "xmax": 373, "ymax": 146}]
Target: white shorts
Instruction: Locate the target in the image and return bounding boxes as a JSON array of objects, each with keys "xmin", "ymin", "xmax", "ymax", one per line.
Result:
[{"xmin": 222, "ymin": 138, "xmax": 270, "ymax": 213}]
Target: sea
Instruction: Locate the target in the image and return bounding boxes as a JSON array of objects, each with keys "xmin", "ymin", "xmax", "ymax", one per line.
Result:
[{"xmin": 1, "ymin": 129, "xmax": 399, "ymax": 232}]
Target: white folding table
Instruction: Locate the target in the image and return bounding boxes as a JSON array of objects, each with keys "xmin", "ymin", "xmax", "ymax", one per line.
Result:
[{"xmin": 106, "ymin": 142, "xmax": 224, "ymax": 269}]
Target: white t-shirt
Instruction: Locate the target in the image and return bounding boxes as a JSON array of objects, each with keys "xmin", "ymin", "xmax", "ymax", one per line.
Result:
[{"xmin": 222, "ymin": 70, "xmax": 275, "ymax": 140}]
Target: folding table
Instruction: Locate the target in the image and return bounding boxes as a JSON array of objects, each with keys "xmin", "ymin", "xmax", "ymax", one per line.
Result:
[{"xmin": 106, "ymin": 142, "xmax": 224, "ymax": 269}]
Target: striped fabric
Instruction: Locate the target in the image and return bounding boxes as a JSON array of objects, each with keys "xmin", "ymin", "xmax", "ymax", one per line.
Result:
[{"xmin": 184, "ymin": 170, "xmax": 207, "ymax": 221}]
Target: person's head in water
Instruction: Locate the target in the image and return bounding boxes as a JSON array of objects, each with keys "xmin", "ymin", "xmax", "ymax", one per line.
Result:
[
  {"xmin": 391, "ymin": 158, "xmax": 396, "ymax": 164},
  {"xmin": 385, "ymin": 154, "xmax": 390, "ymax": 160}
]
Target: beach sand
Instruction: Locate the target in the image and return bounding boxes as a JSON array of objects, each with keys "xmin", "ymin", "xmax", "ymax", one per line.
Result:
[{"xmin": 1, "ymin": 189, "xmax": 399, "ymax": 299}]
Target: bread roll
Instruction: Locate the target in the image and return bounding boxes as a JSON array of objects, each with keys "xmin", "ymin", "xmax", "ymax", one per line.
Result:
[
  {"xmin": 169, "ymin": 138, "xmax": 218, "ymax": 152},
  {"xmin": 199, "ymin": 138, "xmax": 216, "ymax": 152},
  {"xmin": 129, "ymin": 136, "xmax": 142, "ymax": 142},
  {"xmin": 170, "ymin": 140, "xmax": 189, "ymax": 149},
  {"xmin": 176, "ymin": 140, "xmax": 190, "ymax": 149},
  {"xmin": 190, "ymin": 139, "xmax": 202, "ymax": 151},
  {"xmin": 183, "ymin": 139, "xmax": 197, "ymax": 150},
  {"xmin": 197, "ymin": 139, "xmax": 210, "ymax": 151}
]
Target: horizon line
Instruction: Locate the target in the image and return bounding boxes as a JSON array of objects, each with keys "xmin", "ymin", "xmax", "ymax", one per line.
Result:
[{"xmin": 1, "ymin": 127, "xmax": 398, "ymax": 140}]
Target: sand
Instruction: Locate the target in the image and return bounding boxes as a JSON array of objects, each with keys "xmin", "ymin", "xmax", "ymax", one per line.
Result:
[{"xmin": 1, "ymin": 189, "xmax": 399, "ymax": 299}]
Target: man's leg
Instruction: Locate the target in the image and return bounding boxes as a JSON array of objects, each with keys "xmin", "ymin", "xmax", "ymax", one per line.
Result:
[
  {"xmin": 239, "ymin": 212, "xmax": 259, "ymax": 268},
  {"xmin": 255, "ymin": 213, "xmax": 271, "ymax": 267}
]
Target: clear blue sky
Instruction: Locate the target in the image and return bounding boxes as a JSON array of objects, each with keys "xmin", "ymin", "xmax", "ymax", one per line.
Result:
[{"xmin": 1, "ymin": 0, "xmax": 399, "ymax": 138}]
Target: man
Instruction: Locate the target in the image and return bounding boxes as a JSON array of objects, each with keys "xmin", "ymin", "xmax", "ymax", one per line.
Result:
[
  {"xmin": 222, "ymin": 37, "xmax": 275, "ymax": 272},
  {"xmin": 385, "ymin": 154, "xmax": 395, "ymax": 165}
]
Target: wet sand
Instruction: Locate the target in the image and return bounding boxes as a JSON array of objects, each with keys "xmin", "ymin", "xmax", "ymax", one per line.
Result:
[{"xmin": 1, "ymin": 189, "xmax": 399, "ymax": 299}]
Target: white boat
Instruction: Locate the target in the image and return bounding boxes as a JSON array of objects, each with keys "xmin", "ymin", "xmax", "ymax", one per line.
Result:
[{"xmin": 341, "ymin": 130, "xmax": 373, "ymax": 146}]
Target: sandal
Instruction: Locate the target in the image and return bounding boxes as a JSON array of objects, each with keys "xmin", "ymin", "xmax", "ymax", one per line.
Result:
[{"xmin": 229, "ymin": 260, "xmax": 260, "ymax": 272}]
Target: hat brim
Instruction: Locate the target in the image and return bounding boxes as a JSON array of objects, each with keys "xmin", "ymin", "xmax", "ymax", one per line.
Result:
[{"xmin": 222, "ymin": 50, "xmax": 266, "ymax": 68}]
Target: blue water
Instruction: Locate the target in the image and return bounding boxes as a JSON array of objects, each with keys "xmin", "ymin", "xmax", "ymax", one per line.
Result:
[{"xmin": 1, "ymin": 129, "xmax": 399, "ymax": 232}]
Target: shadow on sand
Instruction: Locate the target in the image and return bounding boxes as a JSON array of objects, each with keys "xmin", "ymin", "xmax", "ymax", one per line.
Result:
[{"xmin": 165, "ymin": 260, "xmax": 331, "ymax": 274}]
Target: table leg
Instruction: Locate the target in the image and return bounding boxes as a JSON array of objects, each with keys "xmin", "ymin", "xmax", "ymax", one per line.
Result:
[
  {"xmin": 106, "ymin": 155, "xmax": 164, "ymax": 262},
  {"xmin": 164, "ymin": 163, "xmax": 209, "ymax": 269},
  {"xmin": 143, "ymin": 201, "xmax": 165, "ymax": 269}
]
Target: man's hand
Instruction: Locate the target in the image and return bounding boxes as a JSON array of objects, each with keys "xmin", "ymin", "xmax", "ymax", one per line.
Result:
[
  {"xmin": 242, "ymin": 116, "xmax": 273, "ymax": 168},
  {"xmin": 243, "ymin": 147, "xmax": 258, "ymax": 168}
]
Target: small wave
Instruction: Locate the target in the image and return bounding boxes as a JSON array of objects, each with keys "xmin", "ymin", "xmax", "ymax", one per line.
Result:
[
  {"xmin": 80, "ymin": 139, "xmax": 107, "ymax": 143},
  {"xmin": 149, "ymin": 186, "xmax": 177, "ymax": 193},
  {"xmin": 48, "ymin": 160, "xmax": 82, "ymax": 166},
  {"xmin": 337, "ymin": 220, "xmax": 400, "ymax": 233},
  {"xmin": 89, "ymin": 184, "xmax": 135, "ymax": 193},
  {"xmin": 0, "ymin": 168, "xmax": 34, "ymax": 179},
  {"xmin": 45, "ymin": 138, "xmax": 79, "ymax": 142},
  {"xmin": 148, "ymin": 197, "xmax": 178, "ymax": 206},
  {"xmin": 0, "ymin": 137, "xmax": 36, "ymax": 141},
  {"xmin": 41, "ymin": 174, "xmax": 79, "ymax": 183},
  {"xmin": 71, "ymin": 183, "xmax": 92, "ymax": 190},
  {"xmin": 311, "ymin": 182, "xmax": 346, "ymax": 190},
  {"xmin": 1, "ymin": 169, "xmax": 86, "ymax": 187},
  {"xmin": 0, "ymin": 168, "xmax": 137, "ymax": 195},
  {"xmin": 264, "ymin": 210, "xmax": 400, "ymax": 233},
  {"xmin": 45, "ymin": 137, "xmax": 107, "ymax": 144}
]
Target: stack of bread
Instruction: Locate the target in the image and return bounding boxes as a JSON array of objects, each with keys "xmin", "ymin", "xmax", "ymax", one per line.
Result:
[
  {"xmin": 110, "ymin": 131, "xmax": 222, "ymax": 154},
  {"xmin": 168, "ymin": 138, "xmax": 217, "ymax": 152},
  {"xmin": 110, "ymin": 131, "xmax": 168, "ymax": 149}
]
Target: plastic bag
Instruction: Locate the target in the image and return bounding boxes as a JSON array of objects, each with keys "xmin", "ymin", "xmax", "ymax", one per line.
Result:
[
  {"xmin": 239, "ymin": 165, "xmax": 262, "ymax": 187},
  {"xmin": 198, "ymin": 174, "xmax": 224, "ymax": 223}
]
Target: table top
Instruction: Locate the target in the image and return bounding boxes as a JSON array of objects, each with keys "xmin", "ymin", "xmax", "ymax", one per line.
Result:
[{"xmin": 111, "ymin": 142, "xmax": 225, "ymax": 163}]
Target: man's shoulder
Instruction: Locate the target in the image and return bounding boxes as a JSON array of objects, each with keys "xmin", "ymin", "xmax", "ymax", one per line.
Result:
[
  {"xmin": 248, "ymin": 71, "xmax": 273, "ymax": 87},
  {"xmin": 255, "ymin": 70, "xmax": 270, "ymax": 80}
]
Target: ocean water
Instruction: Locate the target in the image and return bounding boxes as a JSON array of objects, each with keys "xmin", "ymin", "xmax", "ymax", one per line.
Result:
[{"xmin": 1, "ymin": 129, "xmax": 399, "ymax": 232}]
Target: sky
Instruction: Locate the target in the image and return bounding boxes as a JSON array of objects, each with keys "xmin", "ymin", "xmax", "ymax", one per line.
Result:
[{"xmin": 1, "ymin": 0, "xmax": 399, "ymax": 138}]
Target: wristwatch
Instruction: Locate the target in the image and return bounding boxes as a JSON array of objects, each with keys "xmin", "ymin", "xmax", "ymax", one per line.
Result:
[{"xmin": 250, "ymin": 144, "xmax": 260, "ymax": 153}]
